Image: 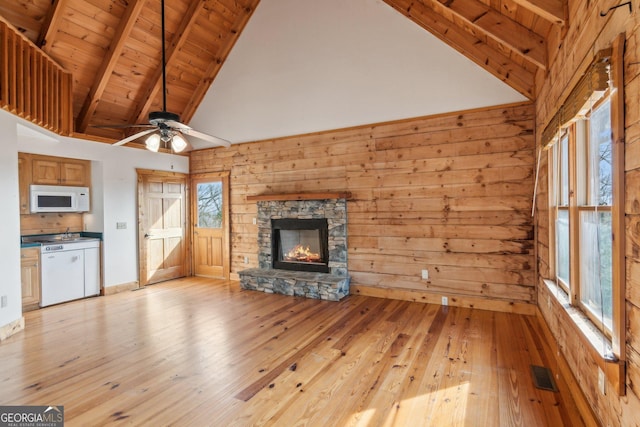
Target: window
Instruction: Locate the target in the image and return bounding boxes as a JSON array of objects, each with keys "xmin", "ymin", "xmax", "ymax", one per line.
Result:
[
  {"xmin": 579, "ymin": 99, "xmax": 613, "ymax": 330},
  {"xmin": 551, "ymin": 133, "xmax": 570, "ymax": 291},
  {"xmin": 197, "ymin": 181, "xmax": 223, "ymax": 228},
  {"xmin": 543, "ymin": 39, "xmax": 625, "ymax": 395},
  {"xmin": 549, "ymin": 80, "xmax": 623, "ymax": 358},
  {"xmin": 549, "ymin": 96, "xmax": 616, "ymax": 337}
]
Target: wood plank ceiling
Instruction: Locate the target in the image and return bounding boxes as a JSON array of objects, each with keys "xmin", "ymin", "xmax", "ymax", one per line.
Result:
[{"xmin": 0, "ymin": 0, "xmax": 565, "ymax": 144}]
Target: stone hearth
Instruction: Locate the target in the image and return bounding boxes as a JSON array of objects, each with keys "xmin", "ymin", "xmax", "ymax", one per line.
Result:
[
  {"xmin": 239, "ymin": 268, "xmax": 349, "ymax": 301},
  {"xmin": 239, "ymin": 195, "xmax": 349, "ymax": 301}
]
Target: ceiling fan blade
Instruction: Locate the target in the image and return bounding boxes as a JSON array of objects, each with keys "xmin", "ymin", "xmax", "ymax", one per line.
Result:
[
  {"xmin": 183, "ymin": 129, "xmax": 231, "ymax": 149},
  {"xmin": 112, "ymin": 128, "xmax": 158, "ymax": 146},
  {"xmin": 92, "ymin": 124, "xmax": 156, "ymax": 129},
  {"xmin": 165, "ymin": 120, "xmax": 190, "ymax": 131},
  {"xmin": 166, "ymin": 120, "xmax": 230, "ymax": 148}
]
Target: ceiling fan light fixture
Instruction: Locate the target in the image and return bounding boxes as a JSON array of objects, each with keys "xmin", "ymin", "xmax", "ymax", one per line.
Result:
[
  {"xmin": 145, "ymin": 133, "xmax": 161, "ymax": 152},
  {"xmin": 160, "ymin": 129, "xmax": 172, "ymax": 143},
  {"xmin": 172, "ymin": 133, "xmax": 188, "ymax": 152}
]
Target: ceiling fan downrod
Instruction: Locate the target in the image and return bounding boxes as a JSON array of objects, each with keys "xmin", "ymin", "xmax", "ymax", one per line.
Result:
[
  {"xmin": 147, "ymin": 0, "xmax": 179, "ymax": 125},
  {"xmin": 160, "ymin": 0, "xmax": 168, "ymax": 114}
]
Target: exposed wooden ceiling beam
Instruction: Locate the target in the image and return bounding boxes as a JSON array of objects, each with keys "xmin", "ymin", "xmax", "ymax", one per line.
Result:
[
  {"xmin": 130, "ymin": 0, "xmax": 207, "ymax": 125},
  {"xmin": 76, "ymin": 0, "xmax": 146, "ymax": 133},
  {"xmin": 510, "ymin": 0, "xmax": 566, "ymax": 26},
  {"xmin": 37, "ymin": 0, "xmax": 68, "ymax": 50},
  {"xmin": 182, "ymin": 0, "xmax": 260, "ymax": 124},
  {"xmin": 430, "ymin": 0, "xmax": 547, "ymax": 70},
  {"xmin": 382, "ymin": 0, "xmax": 535, "ymax": 99}
]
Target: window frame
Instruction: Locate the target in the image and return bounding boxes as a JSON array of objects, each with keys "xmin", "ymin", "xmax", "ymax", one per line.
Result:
[
  {"xmin": 549, "ymin": 131, "xmax": 571, "ymax": 296},
  {"xmin": 548, "ymin": 95, "xmax": 618, "ymax": 338},
  {"xmin": 545, "ymin": 38, "xmax": 626, "ymax": 383},
  {"xmin": 577, "ymin": 97, "xmax": 614, "ymax": 337},
  {"xmin": 543, "ymin": 35, "xmax": 626, "ymax": 397}
]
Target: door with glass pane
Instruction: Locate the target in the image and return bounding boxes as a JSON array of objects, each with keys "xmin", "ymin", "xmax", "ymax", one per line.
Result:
[{"xmin": 192, "ymin": 172, "xmax": 229, "ymax": 279}]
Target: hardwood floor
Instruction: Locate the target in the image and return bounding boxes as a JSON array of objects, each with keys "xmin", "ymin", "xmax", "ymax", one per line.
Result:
[{"xmin": 0, "ymin": 277, "xmax": 585, "ymax": 426}]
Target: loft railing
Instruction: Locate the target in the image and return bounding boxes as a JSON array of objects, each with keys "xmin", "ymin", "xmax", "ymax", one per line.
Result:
[{"xmin": 0, "ymin": 16, "xmax": 73, "ymax": 136}]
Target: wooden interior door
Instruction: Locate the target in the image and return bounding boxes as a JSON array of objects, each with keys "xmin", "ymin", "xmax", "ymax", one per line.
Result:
[
  {"xmin": 191, "ymin": 172, "xmax": 229, "ymax": 279},
  {"xmin": 138, "ymin": 170, "xmax": 188, "ymax": 286}
]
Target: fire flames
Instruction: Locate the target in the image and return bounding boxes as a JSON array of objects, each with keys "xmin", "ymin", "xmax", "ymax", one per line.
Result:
[{"xmin": 284, "ymin": 245, "xmax": 322, "ymax": 263}]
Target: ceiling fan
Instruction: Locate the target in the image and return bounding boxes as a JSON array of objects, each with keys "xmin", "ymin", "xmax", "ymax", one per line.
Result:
[{"xmin": 99, "ymin": 0, "xmax": 230, "ymax": 153}]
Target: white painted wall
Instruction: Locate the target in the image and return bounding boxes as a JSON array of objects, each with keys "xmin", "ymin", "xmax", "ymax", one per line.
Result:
[
  {"xmin": 0, "ymin": 109, "xmax": 188, "ymax": 331},
  {"xmin": 190, "ymin": 0, "xmax": 526, "ymax": 143},
  {"xmin": 0, "ymin": 111, "xmax": 23, "ymax": 330}
]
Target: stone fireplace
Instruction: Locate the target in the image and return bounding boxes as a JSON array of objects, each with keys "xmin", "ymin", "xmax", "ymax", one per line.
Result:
[{"xmin": 239, "ymin": 193, "xmax": 350, "ymax": 301}]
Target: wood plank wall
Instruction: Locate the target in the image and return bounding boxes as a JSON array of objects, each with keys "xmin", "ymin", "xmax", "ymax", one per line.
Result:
[
  {"xmin": 534, "ymin": 1, "xmax": 640, "ymax": 425},
  {"xmin": 191, "ymin": 102, "xmax": 536, "ymax": 313},
  {"xmin": 20, "ymin": 213, "xmax": 83, "ymax": 236}
]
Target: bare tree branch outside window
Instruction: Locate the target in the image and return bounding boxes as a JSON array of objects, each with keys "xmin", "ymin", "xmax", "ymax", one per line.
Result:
[{"xmin": 198, "ymin": 182, "xmax": 223, "ymax": 228}]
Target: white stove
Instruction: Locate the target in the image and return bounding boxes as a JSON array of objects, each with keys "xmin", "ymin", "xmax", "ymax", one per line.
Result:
[{"xmin": 24, "ymin": 235, "xmax": 101, "ymax": 307}]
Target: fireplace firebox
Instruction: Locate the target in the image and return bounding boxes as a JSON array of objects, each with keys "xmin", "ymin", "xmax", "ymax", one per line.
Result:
[{"xmin": 272, "ymin": 218, "xmax": 330, "ymax": 273}]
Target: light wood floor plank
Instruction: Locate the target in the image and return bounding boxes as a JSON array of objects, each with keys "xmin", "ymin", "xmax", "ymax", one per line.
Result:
[{"xmin": 0, "ymin": 277, "xmax": 586, "ymax": 426}]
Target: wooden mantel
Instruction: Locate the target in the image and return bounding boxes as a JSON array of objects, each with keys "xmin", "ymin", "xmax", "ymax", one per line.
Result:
[{"xmin": 246, "ymin": 191, "xmax": 352, "ymax": 202}]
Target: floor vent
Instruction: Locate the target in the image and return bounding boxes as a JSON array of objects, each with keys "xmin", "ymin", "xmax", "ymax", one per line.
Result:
[{"xmin": 531, "ymin": 365, "xmax": 558, "ymax": 392}]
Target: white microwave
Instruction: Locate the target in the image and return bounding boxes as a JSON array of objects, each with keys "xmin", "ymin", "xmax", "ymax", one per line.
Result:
[{"xmin": 30, "ymin": 185, "xmax": 90, "ymax": 213}]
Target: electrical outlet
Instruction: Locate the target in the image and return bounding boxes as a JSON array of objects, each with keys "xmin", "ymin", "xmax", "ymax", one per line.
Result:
[
  {"xmin": 244, "ymin": 256, "xmax": 249, "ymax": 264},
  {"xmin": 116, "ymin": 222, "xmax": 127, "ymax": 229},
  {"xmin": 421, "ymin": 269, "xmax": 429, "ymax": 280},
  {"xmin": 441, "ymin": 296, "xmax": 448, "ymax": 306},
  {"xmin": 598, "ymin": 367, "xmax": 606, "ymax": 395},
  {"xmin": 252, "ymin": 217, "xmax": 257, "ymax": 225},
  {"xmin": 0, "ymin": 295, "xmax": 7, "ymax": 308}
]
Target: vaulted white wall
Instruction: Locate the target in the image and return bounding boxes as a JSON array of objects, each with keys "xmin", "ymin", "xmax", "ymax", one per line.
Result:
[
  {"xmin": 0, "ymin": 112, "xmax": 23, "ymax": 330},
  {"xmin": 191, "ymin": 0, "xmax": 526, "ymax": 143}
]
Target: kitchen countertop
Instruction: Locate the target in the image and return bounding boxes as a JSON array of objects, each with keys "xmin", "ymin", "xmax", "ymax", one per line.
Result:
[
  {"xmin": 20, "ymin": 242, "xmax": 41, "ymax": 248},
  {"xmin": 21, "ymin": 232, "xmax": 103, "ymax": 248}
]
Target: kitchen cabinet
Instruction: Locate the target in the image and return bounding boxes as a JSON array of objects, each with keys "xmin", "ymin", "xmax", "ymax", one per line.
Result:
[
  {"xmin": 21, "ymin": 247, "xmax": 40, "ymax": 311},
  {"xmin": 60, "ymin": 162, "xmax": 88, "ymax": 186},
  {"xmin": 32, "ymin": 156, "xmax": 90, "ymax": 186},
  {"xmin": 18, "ymin": 153, "xmax": 31, "ymax": 214},
  {"xmin": 18, "ymin": 153, "xmax": 91, "ymax": 214}
]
